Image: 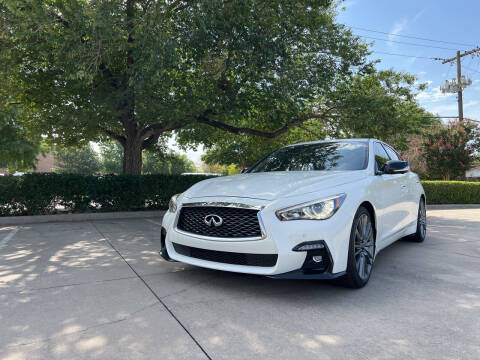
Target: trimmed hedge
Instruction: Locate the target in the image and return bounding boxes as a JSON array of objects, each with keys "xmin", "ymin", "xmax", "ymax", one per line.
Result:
[
  {"xmin": 0, "ymin": 173, "xmax": 211, "ymax": 216},
  {"xmin": 0, "ymin": 175, "xmax": 478, "ymax": 216},
  {"xmin": 422, "ymin": 181, "xmax": 480, "ymax": 205}
]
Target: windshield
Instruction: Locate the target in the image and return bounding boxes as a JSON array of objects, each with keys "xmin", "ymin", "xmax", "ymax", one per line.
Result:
[{"xmin": 249, "ymin": 141, "xmax": 368, "ymax": 173}]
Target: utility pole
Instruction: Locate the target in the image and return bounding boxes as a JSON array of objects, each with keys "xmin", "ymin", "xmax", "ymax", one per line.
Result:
[
  {"xmin": 455, "ymin": 51, "xmax": 463, "ymax": 121},
  {"xmin": 435, "ymin": 46, "xmax": 480, "ymax": 121},
  {"xmin": 438, "ymin": 47, "xmax": 480, "ymax": 122}
]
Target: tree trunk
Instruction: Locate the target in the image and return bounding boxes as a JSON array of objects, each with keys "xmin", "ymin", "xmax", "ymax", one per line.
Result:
[{"xmin": 122, "ymin": 137, "xmax": 143, "ymax": 174}]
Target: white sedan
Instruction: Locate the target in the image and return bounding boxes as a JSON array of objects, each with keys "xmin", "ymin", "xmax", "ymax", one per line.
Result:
[{"xmin": 161, "ymin": 139, "xmax": 426, "ymax": 288}]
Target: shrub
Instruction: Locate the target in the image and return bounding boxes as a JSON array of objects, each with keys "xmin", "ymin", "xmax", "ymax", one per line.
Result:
[
  {"xmin": 1, "ymin": 175, "xmax": 478, "ymax": 216},
  {"xmin": 419, "ymin": 121, "xmax": 480, "ymax": 180},
  {"xmin": 422, "ymin": 181, "xmax": 480, "ymax": 204},
  {"xmin": 0, "ymin": 173, "xmax": 211, "ymax": 216}
]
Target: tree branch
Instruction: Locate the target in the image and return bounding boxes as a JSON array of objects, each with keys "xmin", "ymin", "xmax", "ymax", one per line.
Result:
[
  {"xmin": 170, "ymin": 0, "xmax": 191, "ymax": 12},
  {"xmin": 297, "ymin": 124, "xmax": 323, "ymax": 138},
  {"xmin": 196, "ymin": 110, "xmax": 333, "ymax": 139},
  {"xmin": 98, "ymin": 126, "xmax": 126, "ymax": 146},
  {"xmin": 54, "ymin": 13, "xmax": 69, "ymax": 28},
  {"xmin": 140, "ymin": 122, "xmax": 183, "ymax": 140},
  {"xmin": 142, "ymin": 133, "xmax": 160, "ymax": 150}
]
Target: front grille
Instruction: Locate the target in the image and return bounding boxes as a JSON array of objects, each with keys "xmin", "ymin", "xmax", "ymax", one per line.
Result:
[
  {"xmin": 173, "ymin": 243, "xmax": 277, "ymax": 267},
  {"xmin": 177, "ymin": 206, "xmax": 262, "ymax": 238}
]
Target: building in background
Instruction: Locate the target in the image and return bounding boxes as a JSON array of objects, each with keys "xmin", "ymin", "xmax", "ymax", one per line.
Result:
[
  {"xmin": 33, "ymin": 153, "xmax": 55, "ymax": 173},
  {"xmin": 0, "ymin": 153, "xmax": 55, "ymax": 175},
  {"xmin": 466, "ymin": 166, "xmax": 480, "ymax": 181}
]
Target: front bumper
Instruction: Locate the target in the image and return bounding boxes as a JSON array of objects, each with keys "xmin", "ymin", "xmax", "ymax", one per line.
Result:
[
  {"xmin": 271, "ymin": 271, "xmax": 346, "ymax": 280},
  {"xmin": 162, "ymin": 196, "xmax": 354, "ymax": 276}
]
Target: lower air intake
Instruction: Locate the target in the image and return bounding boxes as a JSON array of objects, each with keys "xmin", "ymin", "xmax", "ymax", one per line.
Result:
[{"xmin": 172, "ymin": 243, "xmax": 277, "ymax": 267}]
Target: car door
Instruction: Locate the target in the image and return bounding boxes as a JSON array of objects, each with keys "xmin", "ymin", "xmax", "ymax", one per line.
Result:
[
  {"xmin": 371, "ymin": 142, "xmax": 407, "ymax": 245},
  {"xmin": 382, "ymin": 143, "xmax": 418, "ymax": 227}
]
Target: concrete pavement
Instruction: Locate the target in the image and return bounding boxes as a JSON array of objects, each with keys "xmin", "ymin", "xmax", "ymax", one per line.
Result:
[{"xmin": 0, "ymin": 208, "xmax": 479, "ymax": 359}]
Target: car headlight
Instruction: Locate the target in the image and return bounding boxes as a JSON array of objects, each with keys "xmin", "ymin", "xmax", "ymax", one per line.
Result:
[
  {"xmin": 276, "ymin": 194, "xmax": 346, "ymax": 221},
  {"xmin": 168, "ymin": 193, "xmax": 181, "ymax": 213}
]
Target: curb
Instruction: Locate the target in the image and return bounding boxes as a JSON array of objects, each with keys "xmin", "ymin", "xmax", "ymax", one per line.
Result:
[
  {"xmin": 427, "ymin": 204, "xmax": 480, "ymax": 210},
  {"xmin": 0, "ymin": 210, "xmax": 166, "ymax": 226}
]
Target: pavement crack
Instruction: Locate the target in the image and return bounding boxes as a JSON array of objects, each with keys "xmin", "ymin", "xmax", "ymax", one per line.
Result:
[
  {"xmin": 90, "ymin": 221, "xmax": 213, "ymax": 360},
  {"xmin": 159, "ymin": 277, "xmax": 214, "ymax": 300}
]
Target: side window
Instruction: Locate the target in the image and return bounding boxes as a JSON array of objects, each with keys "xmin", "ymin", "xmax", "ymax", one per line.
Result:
[
  {"xmin": 374, "ymin": 142, "xmax": 389, "ymax": 171},
  {"xmin": 383, "ymin": 144, "xmax": 399, "ymax": 161}
]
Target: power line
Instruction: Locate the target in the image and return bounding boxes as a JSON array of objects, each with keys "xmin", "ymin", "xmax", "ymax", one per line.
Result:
[
  {"xmin": 350, "ymin": 26, "xmax": 477, "ymax": 48},
  {"xmin": 361, "ymin": 35, "xmax": 463, "ymax": 51},
  {"xmin": 463, "ymin": 65, "xmax": 480, "ymax": 74},
  {"xmin": 370, "ymin": 50, "xmax": 436, "ymax": 60},
  {"xmin": 438, "ymin": 47, "xmax": 480, "ymax": 64}
]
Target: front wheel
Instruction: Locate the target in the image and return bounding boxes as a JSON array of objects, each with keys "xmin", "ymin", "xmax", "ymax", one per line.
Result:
[
  {"xmin": 341, "ymin": 206, "xmax": 375, "ymax": 289},
  {"xmin": 408, "ymin": 198, "xmax": 426, "ymax": 243}
]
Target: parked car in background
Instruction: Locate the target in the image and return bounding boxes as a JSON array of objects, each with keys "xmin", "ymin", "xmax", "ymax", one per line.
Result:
[{"xmin": 161, "ymin": 139, "xmax": 426, "ymax": 288}]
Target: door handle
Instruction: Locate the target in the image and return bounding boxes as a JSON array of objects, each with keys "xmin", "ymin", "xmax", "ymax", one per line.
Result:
[{"xmin": 400, "ymin": 184, "xmax": 407, "ymax": 189}]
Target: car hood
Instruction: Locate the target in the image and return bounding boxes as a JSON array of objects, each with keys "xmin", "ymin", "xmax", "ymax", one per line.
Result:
[{"xmin": 183, "ymin": 171, "xmax": 367, "ymax": 201}]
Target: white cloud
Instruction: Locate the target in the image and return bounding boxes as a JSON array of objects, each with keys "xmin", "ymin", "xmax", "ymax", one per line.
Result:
[
  {"xmin": 417, "ymin": 86, "xmax": 453, "ymax": 103},
  {"xmin": 427, "ymin": 102, "xmax": 458, "ymax": 114},
  {"xmin": 388, "ymin": 20, "xmax": 408, "ymax": 46},
  {"xmin": 412, "ymin": 8, "xmax": 427, "ymax": 22},
  {"xmin": 425, "ymin": 100, "xmax": 479, "ymax": 117}
]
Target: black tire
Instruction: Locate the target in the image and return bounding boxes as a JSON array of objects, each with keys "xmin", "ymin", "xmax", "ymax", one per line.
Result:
[
  {"xmin": 340, "ymin": 206, "xmax": 376, "ymax": 289},
  {"xmin": 408, "ymin": 198, "xmax": 427, "ymax": 243}
]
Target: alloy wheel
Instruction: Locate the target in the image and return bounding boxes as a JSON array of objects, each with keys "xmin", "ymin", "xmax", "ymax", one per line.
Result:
[
  {"xmin": 419, "ymin": 200, "xmax": 427, "ymax": 239},
  {"xmin": 354, "ymin": 213, "xmax": 375, "ymax": 281}
]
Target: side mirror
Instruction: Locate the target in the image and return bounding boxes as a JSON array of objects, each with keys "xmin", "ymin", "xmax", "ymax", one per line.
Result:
[
  {"xmin": 383, "ymin": 160, "xmax": 409, "ymax": 174},
  {"xmin": 241, "ymin": 168, "xmax": 250, "ymax": 174}
]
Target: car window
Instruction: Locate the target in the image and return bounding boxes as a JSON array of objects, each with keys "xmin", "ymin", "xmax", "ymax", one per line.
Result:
[
  {"xmin": 249, "ymin": 141, "xmax": 368, "ymax": 172},
  {"xmin": 374, "ymin": 142, "xmax": 389, "ymax": 171},
  {"xmin": 383, "ymin": 144, "xmax": 399, "ymax": 161}
]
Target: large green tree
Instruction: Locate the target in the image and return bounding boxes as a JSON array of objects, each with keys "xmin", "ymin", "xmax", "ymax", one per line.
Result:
[
  {"xmin": 0, "ymin": 61, "xmax": 41, "ymax": 172},
  {"xmin": 0, "ymin": 106, "xmax": 41, "ymax": 172},
  {"xmin": 419, "ymin": 120, "xmax": 480, "ymax": 180},
  {"xmin": 99, "ymin": 141, "xmax": 124, "ymax": 174},
  {"xmin": 143, "ymin": 150, "xmax": 194, "ymax": 174},
  {"xmin": 99, "ymin": 140, "xmax": 195, "ymax": 174},
  {"xmin": 1, "ymin": 0, "xmax": 368, "ymax": 174},
  {"xmin": 54, "ymin": 144, "xmax": 102, "ymax": 175},
  {"xmin": 196, "ymin": 70, "xmax": 436, "ymax": 168}
]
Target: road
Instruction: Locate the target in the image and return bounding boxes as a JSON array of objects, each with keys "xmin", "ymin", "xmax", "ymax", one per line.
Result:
[{"xmin": 0, "ymin": 208, "xmax": 479, "ymax": 360}]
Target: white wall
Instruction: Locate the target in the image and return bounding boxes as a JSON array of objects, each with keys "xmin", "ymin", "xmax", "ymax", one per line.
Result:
[{"xmin": 466, "ymin": 166, "xmax": 480, "ymax": 178}]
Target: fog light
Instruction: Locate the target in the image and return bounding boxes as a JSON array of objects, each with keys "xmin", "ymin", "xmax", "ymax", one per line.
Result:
[
  {"xmin": 312, "ymin": 255, "xmax": 323, "ymax": 263},
  {"xmin": 292, "ymin": 241, "xmax": 325, "ymax": 252}
]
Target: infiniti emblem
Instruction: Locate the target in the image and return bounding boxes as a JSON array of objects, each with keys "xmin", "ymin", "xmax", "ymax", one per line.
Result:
[{"xmin": 204, "ymin": 214, "xmax": 223, "ymax": 227}]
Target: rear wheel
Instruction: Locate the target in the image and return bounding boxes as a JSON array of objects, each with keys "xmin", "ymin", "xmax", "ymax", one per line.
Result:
[
  {"xmin": 341, "ymin": 206, "xmax": 375, "ymax": 289},
  {"xmin": 408, "ymin": 198, "xmax": 426, "ymax": 243}
]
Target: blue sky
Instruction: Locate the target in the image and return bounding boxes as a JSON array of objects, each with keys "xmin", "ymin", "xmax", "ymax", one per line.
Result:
[{"xmin": 339, "ymin": 0, "xmax": 480, "ymax": 121}]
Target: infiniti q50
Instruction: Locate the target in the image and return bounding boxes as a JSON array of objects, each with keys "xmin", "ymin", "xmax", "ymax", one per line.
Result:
[{"xmin": 161, "ymin": 139, "xmax": 426, "ymax": 288}]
